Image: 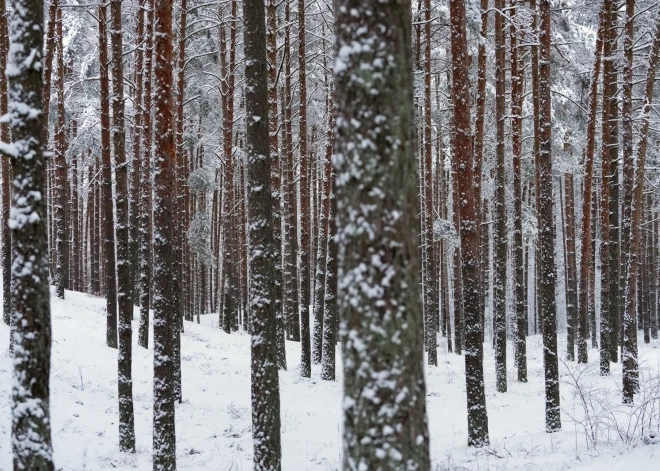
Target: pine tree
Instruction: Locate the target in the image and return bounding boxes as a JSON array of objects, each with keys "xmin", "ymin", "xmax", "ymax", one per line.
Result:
[
  {"xmin": 53, "ymin": 6, "xmax": 68, "ymax": 300},
  {"xmin": 493, "ymin": 0, "xmax": 507, "ymax": 393},
  {"xmin": 298, "ymin": 0, "xmax": 311, "ymax": 379},
  {"xmin": 138, "ymin": 0, "xmax": 154, "ymax": 349},
  {"xmin": 7, "ymin": 0, "xmax": 55, "ymax": 463},
  {"xmin": 109, "ymin": 0, "xmax": 136, "ymax": 452},
  {"xmin": 152, "ymin": 0, "xmax": 177, "ymax": 463},
  {"xmin": 450, "ymin": 0, "xmax": 489, "ymax": 446},
  {"xmin": 422, "ymin": 0, "xmax": 437, "ymax": 367},
  {"xmin": 623, "ymin": 4, "xmax": 660, "ymax": 405},
  {"xmin": 335, "ymin": 0, "xmax": 430, "ymax": 466},
  {"xmin": 99, "ymin": 2, "xmax": 118, "ymax": 349},
  {"xmin": 511, "ymin": 0, "xmax": 526, "ymax": 382},
  {"xmin": 0, "ymin": 0, "xmax": 10, "ymax": 327},
  {"xmin": 538, "ymin": 0, "xmax": 560, "ymax": 432},
  {"xmin": 243, "ymin": 1, "xmax": 283, "ymax": 467}
]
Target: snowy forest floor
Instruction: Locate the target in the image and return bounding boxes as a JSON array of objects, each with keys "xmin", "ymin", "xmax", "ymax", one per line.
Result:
[{"xmin": 2, "ymin": 289, "xmax": 660, "ymax": 470}]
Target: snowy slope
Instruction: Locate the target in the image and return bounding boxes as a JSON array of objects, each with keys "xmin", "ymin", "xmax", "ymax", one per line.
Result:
[{"xmin": 1, "ymin": 288, "xmax": 659, "ymax": 470}]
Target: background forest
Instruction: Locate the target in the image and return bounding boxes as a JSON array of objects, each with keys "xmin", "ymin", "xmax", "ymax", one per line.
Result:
[{"xmin": 2, "ymin": 0, "xmax": 660, "ymax": 469}]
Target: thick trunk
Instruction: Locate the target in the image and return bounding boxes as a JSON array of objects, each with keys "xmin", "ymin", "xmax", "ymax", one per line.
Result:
[
  {"xmin": 335, "ymin": 0, "xmax": 431, "ymax": 465},
  {"xmin": 243, "ymin": 0, "xmax": 283, "ymax": 467},
  {"xmin": 8, "ymin": 0, "xmax": 55, "ymax": 464}
]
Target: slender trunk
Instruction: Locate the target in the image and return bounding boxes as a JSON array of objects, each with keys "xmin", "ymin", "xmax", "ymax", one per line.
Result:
[
  {"xmin": 538, "ymin": 0, "xmax": 560, "ymax": 432},
  {"xmin": 152, "ymin": 0, "xmax": 177, "ymax": 464},
  {"xmin": 493, "ymin": 0, "xmax": 507, "ymax": 392},
  {"xmin": 450, "ymin": 0, "xmax": 489, "ymax": 446},
  {"xmin": 577, "ymin": 2, "xmax": 607, "ymax": 364},
  {"xmin": 564, "ymin": 173, "xmax": 577, "ymax": 362},
  {"xmin": 54, "ymin": 7, "xmax": 67, "ymax": 299},
  {"xmin": 511, "ymin": 0, "xmax": 526, "ymax": 381},
  {"xmin": 0, "ymin": 0, "xmax": 10, "ymax": 325},
  {"xmin": 298, "ymin": 0, "xmax": 311, "ymax": 378},
  {"xmin": 422, "ymin": 0, "xmax": 437, "ymax": 366},
  {"xmin": 138, "ymin": 0, "xmax": 154, "ymax": 349},
  {"xmin": 109, "ymin": 0, "xmax": 136, "ymax": 451},
  {"xmin": 266, "ymin": 0, "xmax": 286, "ymax": 370},
  {"xmin": 313, "ymin": 88, "xmax": 333, "ymax": 366},
  {"xmin": 99, "ymin": 3, "xmax": 118, "ymax": 349},
  {"xmin": 623, "ymin": 7, "xmax": 660, "ymax": 404}
]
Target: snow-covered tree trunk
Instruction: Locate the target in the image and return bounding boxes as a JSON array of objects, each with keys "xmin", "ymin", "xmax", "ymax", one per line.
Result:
[
  {"xmin": 605, "ymin": 0, "xmax": 620, "ymax": 364},
  {"xmin": 138, "ymin": 0, "xmax": 154, "ymax": 349},
  {"xmin": 335, "ymin": 0, "xmax": 431, "ymax": 466},
  {"xmin": 130, "ymin": 0, "xmax": 146, "ymax": 312},
  {"xmin": 266, "ymin": 0, "xmax": 286, "ymax": 370},
  {"xmin": 599, "ymin": 0, "xmax": 616, "ymax": 375},
  {"xmin": 449, "ymin": 0, "xmax": 489, "ymax": 447},
  {"xmin": 511, "ymin": 0, "xmax": 526, "ymax": 382},
  {"xmin": 422, "ymin": 0, "xmax": 437, "ymax": 367},
  {"xmin": 109, "ymin": 0, "xmax": 136, "ymax": 452},
  {"xmin": 243, "ymin": 1, "xmax": 283, "ymax": 467},
  {"xmin": 577, "ymin": 1, "xmax": 606, "ymax": 365},
  {"xmin": 282, "ymin": 1, "xmax": 299, "ymax": 344},
  {"xmin": 321, "ymin": 164, "xmax": 337, "ymax": 382},
  {"xmin": 538, "ymin": 0, "xmax": 560, "ymax": 432},
  {"xmin": 493, "ymin": 0, "xmax": 507, "ymax": 393},
  {"xmin": 0, "ymin": 0, "xmax": 10, "ymax": 327},
  {"xmin": 623, "ymin": 6, "xmax": 660, "ymax": 404},
  {"xmin": 564, "ymin": 173, "xmax": 577, "ymax": 362},
  {"xmin": 298, "ymin": 0, "xmax": 311, "ymax": 379},
  {"xmin": 7, "ymin": 0, "xmax": 55, "ymax": 463},
  {"xmin": 312, "ymin": 87, "xmax": 332, "ymax": 366},
  {"xmin": 54, "ymin": 6, "xmax": 68, "ymax": 300},
  {"xmin": 172, "ymin": 0, "xmax": 187, "ymax": 404},
  {"xmin": 152, "ymin": 0, "xmax": 177, "ymax": 463},
  {"xmin": 99, "ymin": 3, "xmax": 118, "ymax": 349}
]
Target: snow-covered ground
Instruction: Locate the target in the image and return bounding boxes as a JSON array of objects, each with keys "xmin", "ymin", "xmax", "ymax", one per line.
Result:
[{"xmin": 1, "ymin": 288, "xmax": 660, "ymax": 470}]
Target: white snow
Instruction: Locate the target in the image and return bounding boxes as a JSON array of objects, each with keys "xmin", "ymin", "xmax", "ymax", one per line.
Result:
[{"xmin": 1, "ymin": 288, "xmax": 660, "ymax": 469}]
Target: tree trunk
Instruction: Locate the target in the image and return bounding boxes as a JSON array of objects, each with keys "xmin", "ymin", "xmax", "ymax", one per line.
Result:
[
  {"xmin": 538, "ymin": 0, "xmax": 561, "ymax": 432},
  {"xmin": 152, "ymin": 0, "xmax": 177, "ymax": 464},
  {"xmin": 54, "ymin": 6, "xmax": 68, "ymax": 299},
  {"xmin": 335, "ymin": 0, "xmax": 431, "ymax": 465},
  {"xmin": 8, "ymin": 0, "xmax": 55, "ymax": 463},
  {"xmin": 298, "ymin": 0, "xmax": 311, "ymax": 379},
  {"xmin": 266, "ymin": 0, "xmax": 287, "ymax": 370},
  {"xmin": 577, "ymin": 1, "xmax": 607, "ymax": 364},
  {"xmin": 622, "ymin": 7, "xmax": 660, "ymax": 404},
  {"xmin": 99, "ymin": 3, "xmax": 118, "ymax": 349},
  {"xmin": 450, "ymin": 0, "xmax": 489, "ymax": 446},
  {"xmin": 511, "ymin": 0, "xmax": 526, "ymax": 381},
  {"xmin": 564, "ymin": 173, "xmax": 577, "ymax": 362},
  {"xmin": 138, "ymin": 0, "xmax": 154, "ymax": 349},
  {"xmin": 109, "ymin": 0, "xmax": 136, "ymax": 451},
  {"xmin": 243, "ymin": 1, "xmax": 283, "ymax": 466},
  {"xmin": 0, "ymin": 0, "xmax": 10, "ymax": 326},
  {"xmin": 493, "ymin": 0, "xmax": 507, "ymax": 393}
]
